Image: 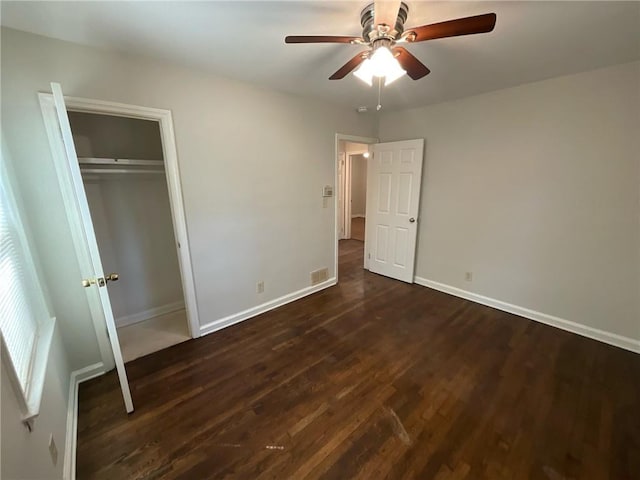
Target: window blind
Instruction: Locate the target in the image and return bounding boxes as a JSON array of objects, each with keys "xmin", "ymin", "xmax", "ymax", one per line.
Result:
[{"xmin": 0, "ymin": 173, "xmax": 41, "ymax": 396}]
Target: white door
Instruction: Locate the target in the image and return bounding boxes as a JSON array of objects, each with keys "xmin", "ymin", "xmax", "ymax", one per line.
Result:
[
  {"xmin": 50, "ymin": 83, "xmax": 134, "ymax": 413},
  {"xmin": 365, "ymin": 139, "xmax": 424, "ymax": 283}
]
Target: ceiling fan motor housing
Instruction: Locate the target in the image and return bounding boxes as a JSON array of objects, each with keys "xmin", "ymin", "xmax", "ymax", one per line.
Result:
[{"xmin": 360, "ymin": 2, "xmax": 409, "ymax": 42}]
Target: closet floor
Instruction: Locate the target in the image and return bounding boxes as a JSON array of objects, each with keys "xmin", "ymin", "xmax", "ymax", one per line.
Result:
[{"xmin": 117, "ymin": 309, "xmax": 190, "ymax": 363}]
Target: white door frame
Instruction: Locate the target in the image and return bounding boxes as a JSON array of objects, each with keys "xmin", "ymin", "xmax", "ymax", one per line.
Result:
[
  {"xmin": 39, "ymin": 94, "xmax": 201, "ymax": 370},
  {"xmin": 334, "ymin": 133, "xmax": 377, "ymax": 282},
  {"xmin": 338, "ymin": 152, "xmax": 346, "ymax": 240},
  {"xmin": 338, "ymin": 151, "xmax": 353, "ymax": 240}
]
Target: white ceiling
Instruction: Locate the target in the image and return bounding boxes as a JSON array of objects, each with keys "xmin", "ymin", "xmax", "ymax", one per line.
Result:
[{"xmin": 2, "ymin": 1, "xmax": 639, "ymax": 111}]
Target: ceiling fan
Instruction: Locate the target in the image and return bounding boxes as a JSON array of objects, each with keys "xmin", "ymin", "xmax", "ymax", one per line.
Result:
[{"xmin": 285, "ymin": 1, "xmax": 496, "ymax": 85}]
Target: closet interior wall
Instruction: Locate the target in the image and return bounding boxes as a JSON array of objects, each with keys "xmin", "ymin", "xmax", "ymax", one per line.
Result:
[{"xmin": 68, "ymin": 112, "xmax": 184, "ymax": 327}]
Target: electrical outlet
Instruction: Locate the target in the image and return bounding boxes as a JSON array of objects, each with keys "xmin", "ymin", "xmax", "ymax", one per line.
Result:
[
  {"xmin": 465, "ymin": 272, "xmax": 473, "ymax": 282},
  {"xmin": 48, "ymin": 434, "xmax": 58, "ymax": 466},
  {"xmin": 256, "ymin": 281, "xmax": 264, "ymax": 294}
]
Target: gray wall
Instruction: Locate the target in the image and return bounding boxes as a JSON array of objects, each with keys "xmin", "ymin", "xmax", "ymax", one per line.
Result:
[
  {"xmin": 379, "ymin": 61, "xmax": 640, "ymax": 341},
  {"xmin": 1, "ymin": 27, "xmax": 376, "ymax": 370},
  {"xmin": 84, "ymin": 177, "xmax": 184, "ymax": 324},
  {"xmin": 2, "ymin": 24, "xmax": 637, "ymax": 480},
  {"xmin": 1, "ymin": 141, "xmax": 71, "ymax": 480},
  {"xmin": 68, "ymin": 112, "xmax": 164, "ymax": 160},
  {"xmin": 1, "ymin": 327, "xmax": 70, "ymax": 480}
]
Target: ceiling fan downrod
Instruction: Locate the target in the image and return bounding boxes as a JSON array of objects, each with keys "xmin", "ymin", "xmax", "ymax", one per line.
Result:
[{"xmin": 360, "ymin": 1, "xmax": 410, "ymax": 43}]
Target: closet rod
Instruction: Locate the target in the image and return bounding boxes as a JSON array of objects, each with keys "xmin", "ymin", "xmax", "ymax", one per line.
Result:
[
  {"xmin": 78, "ymin": 157, "xmax": 164, "ymax": 167},
  {"xmin": 80, "ymin": 168, "xmax": 165, "ymax": 175}
]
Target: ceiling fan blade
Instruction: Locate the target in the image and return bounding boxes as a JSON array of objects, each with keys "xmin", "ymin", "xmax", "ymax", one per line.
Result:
[
  {"xmin": 285, "ymin": 35, "xmax": 362, "ymax": 44},
  {"xmin": 406, "ymin": 13, "xmax": 496, "ymax": 42},
  {"xmin": 329, "ymin": 52, "xmax": 368, "ymax": 80},
  {"xmin": 393, "ymin": 47, "xmax": 430, "ymax": 80},
  {"xmin": 374, "ymin": 0, "xmax": 402, "ymax": 27}
]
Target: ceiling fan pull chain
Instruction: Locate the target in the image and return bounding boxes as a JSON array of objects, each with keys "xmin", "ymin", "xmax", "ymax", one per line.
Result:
[{"xmin": 377, "ymin": 76, "xmax": 383, "ymax": 111}]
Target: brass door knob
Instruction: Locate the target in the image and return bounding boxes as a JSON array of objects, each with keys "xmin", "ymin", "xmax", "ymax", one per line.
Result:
[{"xmin": 105, "ymin": 273, "xmax": 119, "ymax": 282}]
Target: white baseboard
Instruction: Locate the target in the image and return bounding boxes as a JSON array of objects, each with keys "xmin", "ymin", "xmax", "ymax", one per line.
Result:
[
  {"xmin": 200, "ymin": 278, "xmax": 337, "ymax": 336},
  {"xmin": 63, "ymin": 362, "xmax": 105, "ymax": 480},
  {"xmin": 414, "ymin": 276, "xmax": 640, "ymax": 354},
  {"xmin": 116, "ymin": 301, "xmax": 185, "ymax": 328}
]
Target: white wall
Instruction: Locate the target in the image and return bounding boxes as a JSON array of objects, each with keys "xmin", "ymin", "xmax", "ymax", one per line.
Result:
[
  {"xmin": 1, "ymin": 326, "xmax": 70, "ymax": 480},
  {"xmin": 378, "ymin": 61, "xmax": 640, "ymax": 342},
  {"xmin": 2, "ymin": 22, "xmax": 636, "ymax": 480},
  {"xmin": 1, "ymin": 27, "xmax": 376, "ymax": 368},
  {"xmin": 350, "ymin": 154, "xmax": 367, "ymax": 217},
  {"xmin": 1, "ymin": 138, "xmax": 71, "ymax": 480},
  {"xmin": 84, "ymin": 177, "xmax": 184, "ymax": 325}
]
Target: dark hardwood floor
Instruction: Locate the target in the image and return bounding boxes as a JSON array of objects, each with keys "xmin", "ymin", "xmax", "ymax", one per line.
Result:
[{"xmin": 77, "ymin": 240, "xmax": 640, "ymax": 479}]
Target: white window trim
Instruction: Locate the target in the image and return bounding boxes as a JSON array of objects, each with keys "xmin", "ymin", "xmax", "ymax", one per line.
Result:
[
  {"xmin": 0, "ymin": 143, "xmax": 56, "ymax": 427},
  {"xmin": 1, "ymin": 320, "xmax": 55, "ymax": 424}
]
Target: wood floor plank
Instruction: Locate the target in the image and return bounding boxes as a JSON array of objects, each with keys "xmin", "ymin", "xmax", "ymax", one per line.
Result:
[{"xmin": 76, "ymin": 240, "xmax": 640, "ymax": 479}]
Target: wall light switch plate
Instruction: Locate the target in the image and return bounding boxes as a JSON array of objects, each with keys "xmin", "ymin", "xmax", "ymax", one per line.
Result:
[{"xmin": 323, "ymin": 185, "xmax": 334, "ymax": 197}]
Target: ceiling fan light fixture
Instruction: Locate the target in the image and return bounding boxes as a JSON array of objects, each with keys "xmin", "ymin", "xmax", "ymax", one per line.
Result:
[
  {"xmin": 354, "ymin": 58, "xmax": 374, "ymax": 86},
  {"xmin": 353, "ymin": 46, "xmax": 406, "ymax": 86},
  {"xmin": 382, "ymin": 60, "xmax": 407, "ymax": 85}
]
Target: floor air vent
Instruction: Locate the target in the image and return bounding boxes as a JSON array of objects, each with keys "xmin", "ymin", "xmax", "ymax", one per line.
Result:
[{"xmin": 311, "ymin": 268, "xmax": 329, "ymax": 286}]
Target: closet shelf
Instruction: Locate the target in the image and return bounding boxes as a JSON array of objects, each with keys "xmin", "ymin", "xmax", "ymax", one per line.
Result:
[
  {"xmin": 78, "ymin": 157, "xmax": 164, "ymax": 167},
  {"xmin": 80, "ymin": 168, "xmax": 165, "ymax": 175},
  {"xmin": 78, "ymin": 157, "xmax": 165, "ymax": 176}
]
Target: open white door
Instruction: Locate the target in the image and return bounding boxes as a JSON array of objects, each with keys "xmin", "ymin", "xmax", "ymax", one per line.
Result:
[
  {"xmin": 50, "ymin": 83, "xmax": 134, "ymax": 413},
  {"xmin": 365, "ymin": 139, "xmax": 424, "ymax": 283}
]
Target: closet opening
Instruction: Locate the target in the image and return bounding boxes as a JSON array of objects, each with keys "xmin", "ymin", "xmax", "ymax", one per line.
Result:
[{"xmin": 68, "ymin": 111, "xmax": 191, "ymax": 362}]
